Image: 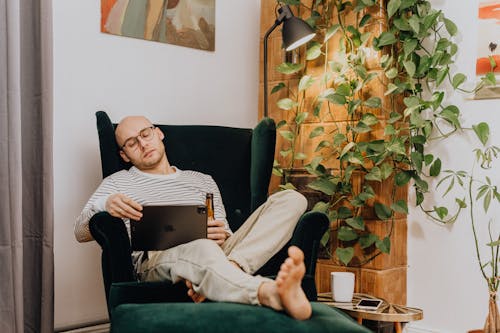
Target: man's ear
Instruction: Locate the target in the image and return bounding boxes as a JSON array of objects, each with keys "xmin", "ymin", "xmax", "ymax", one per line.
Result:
[
  {"xmin": 119, "ymin": 150, "xmax": 131, "ymax": 163},
  {"xmin": 156, "ymin": 127, "xmax": 165, "ymax": 140}
]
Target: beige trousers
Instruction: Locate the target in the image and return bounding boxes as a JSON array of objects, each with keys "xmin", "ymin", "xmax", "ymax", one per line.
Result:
[{"xmin": 137, "ymin": 189, "xmax": 307, "ymax": 305}]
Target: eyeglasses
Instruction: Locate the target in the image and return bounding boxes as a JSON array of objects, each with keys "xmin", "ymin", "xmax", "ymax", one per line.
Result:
[{"xmin": 120, "ymin": 126, "xmax": 156, "ymax": 151}]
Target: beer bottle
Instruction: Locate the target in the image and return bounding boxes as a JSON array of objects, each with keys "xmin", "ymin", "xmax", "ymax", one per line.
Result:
[{"xmin": 205, "ymin": 193, "xmax": 214, "ymax": 221}]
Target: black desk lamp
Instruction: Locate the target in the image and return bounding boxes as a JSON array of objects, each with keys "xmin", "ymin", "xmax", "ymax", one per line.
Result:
[{"xmin": 263, "ymin": 5, "xmax": 316, "ymax": 118}]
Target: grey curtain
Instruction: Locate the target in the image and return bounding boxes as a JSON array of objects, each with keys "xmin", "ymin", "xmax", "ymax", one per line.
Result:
[{"xmin": 0, "ymin": 0, "xmax": 54, "ymax": 332}]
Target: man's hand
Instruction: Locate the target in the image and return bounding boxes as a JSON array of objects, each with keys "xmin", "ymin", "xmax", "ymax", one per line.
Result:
[
  {"xmin": 207, "ymin": 219, "xmax": 228, "ymax": 246},
  {"xmin": 106, "ymin": 193, "xmax": 143, "ymax": 220}
]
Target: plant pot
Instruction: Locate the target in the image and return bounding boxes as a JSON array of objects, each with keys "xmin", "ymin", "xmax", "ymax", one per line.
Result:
[{"xmin": 283, "ymin": 168, "xmax": 330, "ymax": 210}]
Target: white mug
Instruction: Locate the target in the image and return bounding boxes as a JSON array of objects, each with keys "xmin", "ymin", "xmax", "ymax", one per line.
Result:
[{"xmin": 331, "ymin": 271, "xmax": 355, "ymax": 302}]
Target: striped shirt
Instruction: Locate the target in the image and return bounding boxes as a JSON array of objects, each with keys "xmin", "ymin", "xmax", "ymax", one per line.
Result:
[{"xmin": 74, "ymin": 166, "xmax": 231, "ymax": 243}]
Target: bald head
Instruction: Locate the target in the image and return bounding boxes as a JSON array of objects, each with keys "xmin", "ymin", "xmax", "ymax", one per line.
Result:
[{"xmin": 115, "ymin": 116, "xmax": 154, "ymax": 148}]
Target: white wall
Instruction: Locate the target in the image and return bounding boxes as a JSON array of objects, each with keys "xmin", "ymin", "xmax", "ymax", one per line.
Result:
[
  {"xmin": 407, "ymin": 1, "xmax": 500, "ymax": 332},
  {"xmin": 52, "ymin": 0, "xmax": 261, "ymax": 329}
]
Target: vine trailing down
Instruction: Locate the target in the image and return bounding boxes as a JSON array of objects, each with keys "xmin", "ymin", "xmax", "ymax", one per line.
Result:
[{"xmin": 271, "ymin": 0, "xmax": 497, "ymax": 266}]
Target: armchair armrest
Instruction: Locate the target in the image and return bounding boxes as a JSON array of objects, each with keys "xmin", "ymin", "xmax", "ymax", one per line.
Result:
[
  {"xmin": 89, "ymin": 212, "xmax": 135, "ymax": 303},
  {"xmin": 290, "ymin": 211, "xmax": 329, "ymax": 282}
]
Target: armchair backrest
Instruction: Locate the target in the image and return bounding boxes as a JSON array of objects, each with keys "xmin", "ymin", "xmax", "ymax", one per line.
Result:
[{"xmin": 95, "ymin": 111, "xmax": 276, "ymax": 230}]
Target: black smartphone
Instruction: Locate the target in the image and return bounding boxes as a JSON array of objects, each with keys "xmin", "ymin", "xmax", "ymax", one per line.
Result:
[{"xmin": 355, "ymin": 298, "xmax": 383, "ymax": 310}]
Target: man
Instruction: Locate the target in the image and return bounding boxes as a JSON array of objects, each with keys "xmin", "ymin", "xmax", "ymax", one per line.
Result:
[{"xmin": 75, "ymin": 116, "xmax": 311, "ymax": 320}]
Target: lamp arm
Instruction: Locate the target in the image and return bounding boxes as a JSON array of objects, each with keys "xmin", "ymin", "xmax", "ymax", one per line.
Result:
[{"xmin": 263, "ymin": 21, "xmax": 280, "ymax": 118}]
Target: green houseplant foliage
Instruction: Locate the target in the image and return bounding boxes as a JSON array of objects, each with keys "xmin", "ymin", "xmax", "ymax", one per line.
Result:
[{"xmin": 272, "ymin": 0, "xmax": 497, "ymax": 265}]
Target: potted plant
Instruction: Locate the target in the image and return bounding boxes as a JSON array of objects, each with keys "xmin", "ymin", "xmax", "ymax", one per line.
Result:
[
  {"xmin": 270, "ymin": 0, "xmax": 496, "ymax": 268},
  {"xmin": 434, "ymin": 123, "xmax": 500, "ymax": 333}
]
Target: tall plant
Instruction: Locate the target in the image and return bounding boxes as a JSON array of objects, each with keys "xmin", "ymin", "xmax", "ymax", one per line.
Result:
[
  {"xmin": 272, "ymin": 0, "xmax": 497, "ymax": 265},
  {"xmin": 435, "ymin": 123, "xmax": 500, "ymax": 332}
]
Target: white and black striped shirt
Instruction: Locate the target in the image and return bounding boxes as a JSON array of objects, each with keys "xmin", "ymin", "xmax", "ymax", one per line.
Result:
[{"xmin": 74, "ymin": 166, "xmax": 230, "ymax": 243}]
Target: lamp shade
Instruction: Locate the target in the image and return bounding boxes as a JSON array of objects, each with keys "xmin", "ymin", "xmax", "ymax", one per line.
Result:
[{"xmin": 282, "ymin": 16, "xmax": 316, "ymax": 51}]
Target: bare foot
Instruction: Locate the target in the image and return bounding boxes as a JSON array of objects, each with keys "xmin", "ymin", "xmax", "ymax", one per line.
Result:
[
  {"xmin": 185, "ymin": 280, "xmax": 206, "ymax": 303},
  {"xmin": 258, "ymin": 246, "xmax": 312, "ymax": 320}
]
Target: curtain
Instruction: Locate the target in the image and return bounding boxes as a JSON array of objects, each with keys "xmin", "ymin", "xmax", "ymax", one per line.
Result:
[{"xmin": 0, "ymin": 0, "xmax": 54, "ymax": 332}]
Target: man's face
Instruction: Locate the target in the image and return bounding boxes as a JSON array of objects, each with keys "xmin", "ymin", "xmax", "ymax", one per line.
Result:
[{"xmin": 115, "ymin": 116, "xmax": 166, "ymax": 171}]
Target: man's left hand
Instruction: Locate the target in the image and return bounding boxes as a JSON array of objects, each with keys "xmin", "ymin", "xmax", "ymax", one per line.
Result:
[{"xmin": 207, "ymin": 219, "xmax": 227, "ymax": 246}]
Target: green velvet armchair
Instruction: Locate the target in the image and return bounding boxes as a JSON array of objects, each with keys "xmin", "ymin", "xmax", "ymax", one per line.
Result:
[{"xmin": 89, "ymin": 111, "xmax": 329, "ymax": 309}]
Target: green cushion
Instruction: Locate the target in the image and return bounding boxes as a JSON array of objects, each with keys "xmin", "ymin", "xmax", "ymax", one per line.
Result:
[{"xmin": 110, "ymin": 302, "xmax": 371, "ymax": 333}]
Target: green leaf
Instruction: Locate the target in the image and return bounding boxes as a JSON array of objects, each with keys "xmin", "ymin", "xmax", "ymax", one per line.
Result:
[
  {"xmin": 386, "ymin": 67, "xmax": 398, "ymax": 79},
  {"xmin": 336, "ymin": 83, "xmax": 352, "ymax": 96},
  {"xmin": 326, "ymin": 93, "xmax": 347, "ymax": 105},
  {"xmin": 365, "ymin": 167, "xmax": 382, "ymax": 182},
  {"xmin": 436, "ymin": 67, "xmax": 449, "ymax": 87},
  {"xmin": 487, "ymin": 240, "xmax": 500, "ymax": 247},
  {"xmin": 403, "ymin": 38, "xmax": 418, "ymax": 57},
  {"xmin": 298, "ymin": 75, "xmax": 315, "ymax": 91},
  {"xmin": 320, "ymin": 229, "xmax": 330, "ymax": 247},
  {"xmin": 306, "ymin": 42, "xmax": 322, "ymax": 61},
  {"xmin": 484, "ymin": 72, "xmax": 497, "ymax": 85},
  {"xmin": 403, "ymin": 60, "xmax": 416, "ymax": 77},
  {"xmin": 336, "ymin": 247, "xmax": 355, "ymax": 265},
  {"xmin": 340, "ymin": 142, "xmax": 356, "ymax": 158},
  {"xmin": 352, "ymin": 121, "xmax": 372, "ymax": 133},
  {"xmin": 377, "ymin": 32, "xmax": 397, "ymax": 47},
  {"xmin": 385, "ymin": 125, "xmax": 396, "ymax": 136},
  {"xmin": 387, "ymin": 0, "xmax": 401, "ymax": 18},
  {"xmin": 429, "ymin": 158, "xmax": 442, "ymax": 177},
  {"xmin": 376, "ymin": 237, "xmax": 391, "ymax": 253},
  {"xmin": 295, "ymin": 112, "xmax": 308, "ymax": 125},
  {"xmin": 411, "ymin": 151, "xmax": 423, "ymax": 173},
  {"xmin": 279, "ymin": 130, "xmax": 295, "ymax": 141},
  {"xmin": 359, "ymin": 234, "xmax": 378, "ymax": 249},
  {"xmin": 309, "ymin": 126, "xmax": 324, "ymax": 138},
  {"xmin": 334, "ymin": 133, "xmax": 347, "ymax": 146},
  {"xmin": 443, "ymin": 18, "xmax": 457, "ymax": 36},
  {"xmin": 308, "ymin": 178, "xmax": 337, "ymax": 195},
  {"xmin": 280, "ymin": 148, "xmax": 292, "ymax": 157},
  {"xmin": 374, "ymin": 202, "xmax": 392, "ymax": 220},
  {"xmin": 276, "ymin": 62, "xmax": 303, "ymax": 74},
  {"xmin": 391, "ymin": 200, "xmax": 408, "ymax": 214},
  {"xmin": 473, "ymin": 122, "xmax": 489, "ymax": 146},
  {"xmin": 395, "ymin": 171, "xmax": 411, "ymax": 186},
  {"xmin": 385, "ymin": 83, "xmax": 399, "ymax": 95},
  {"xmin": 489, "ymin": 55, "xmax": 498, "ymax": 70},
  {"xmin": 380, "ymin": 163, "xmax": 394, "ymax": 179},
  {"xmin": 324, "ymin": 24, "xmax": 341, "ymax": 42},
  {"xmin": 359, "ymin": 14, "xmax": 372, "ymax": 27},
  {"xmin": 364, "ymin": 97, "xmax": 382, "ymax": 108},
  {"xmin": 276, "ymin": 120, "xmax": 287, "ymax": 129},
  {"xmin": 338, "ymin": 206, "xmax": 353, "ymax": 219},
  {"xmin": 408, "ymin": 16, "xmax": 420, "ymax": 34},
  {"xmin": 338, "ymin": 226, "xmax": 359, "ymax": 241},
  {"xmin": 361, "ymin": 113, "xmax": 379, "ymax": 126},
  {"xmin": 294, "ymin": 152, "xmax": 307, "ymax": 160},
  {"xmin": 277, "ymin": 98, "xmax": 298, "ymax": 110},
  {"xmin": 452, "ymin": 73, "xmax": 466, "ymax": 89},
  {"xmin": 271, "ymin": 82, "xmax": 285, "ymax": 94},
  {"xmin": 348, "ymin": 99, "xmax": 362, "ymax": 114},
  {"xmin": 346, "ymin": 216, "xmax": 365, "ymax": 231},
  {"xmin": 434, "ymin": 206, "xmax": 448, "ymax": 219}
]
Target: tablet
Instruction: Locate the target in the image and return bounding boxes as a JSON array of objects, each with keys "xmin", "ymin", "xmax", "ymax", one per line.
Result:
[{"xmin": 130, "ymin": 205, "xmax": 207, "ymax": 251}]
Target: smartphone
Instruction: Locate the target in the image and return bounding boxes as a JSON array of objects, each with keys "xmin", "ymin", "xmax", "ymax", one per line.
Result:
[{"xmin": 355, "ymin": 298, "xmax": 383, "ymax": 310}]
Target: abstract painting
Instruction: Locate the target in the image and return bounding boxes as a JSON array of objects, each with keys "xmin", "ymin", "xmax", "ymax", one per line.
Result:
[
  {"xmin": 475, "ymin": 0, "xmax": 500, "ymax": 99},
  {"xmin": 101, "ymin": 0, "xmax": 215, "ymax": 51}
]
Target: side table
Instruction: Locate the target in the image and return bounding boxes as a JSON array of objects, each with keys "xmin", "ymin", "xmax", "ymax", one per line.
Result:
[{"xmin": 318, "ymin": 293, "xmax": 423, "ymax": 333}]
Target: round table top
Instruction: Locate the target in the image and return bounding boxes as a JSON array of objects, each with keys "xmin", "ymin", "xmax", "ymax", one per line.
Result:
[{"xmin": 317, "ymin": 293, "xmax": 423, "ymax": 323}]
